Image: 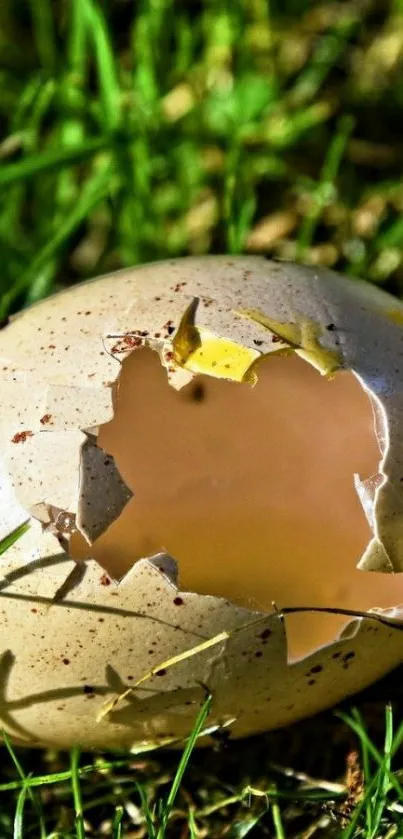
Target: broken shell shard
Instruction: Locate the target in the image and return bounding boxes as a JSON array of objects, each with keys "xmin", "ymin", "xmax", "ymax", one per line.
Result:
[{"xmin": 1, "ymin": 255, "xmax": 403, "ymax": 750}]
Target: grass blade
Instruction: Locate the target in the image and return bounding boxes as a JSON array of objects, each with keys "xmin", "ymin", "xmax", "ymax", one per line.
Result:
[
  {"xmin": 136, "ymin": 782, "xmax": 156, "ymax": 839},
  {"xmin": 68, "ymin": 0, "xmax": 87, "ymax": 79},
  {"xmin": 0, "ymin": 522, "xmax": 30, "ymax": 557},
  {"xmin": 296, "ymin": 114, "xmax": 354, "ymax": 257},
  {"xmin": 111, "ymin": 805, "xmax": 124, "ymax": 839},
  {"xmin": 0, "ymin": 758, "xmax": 134, "ymax": 793},
  {"xmin": 82, "ymin": 0, "xmax": 121, "ymax": 132},
  {"xmin": 3, "ymin": 730, "xmax": 46, "ymax": 839},
  {"xmin": 13, "ymin": 785, "xmax": 28, "ymax": 839},
  {"xmin": 0, "ymin": 137, "xmax": 109, "ymax": 188},
  {"xmin": 271, "ymin": 795, "xmax": 286, "ymax": 839},
  {"xmin": 338, "ymin": 706, "xmax": 403, "ymax": 837},
  {"xmin": 156, "ymin": 693, "xmax": 212, "ymax": 838},
  {"xmin": 70, "ymin": 747, "xmax": 85, "ymax": 839},
  {"xmin": 372, "ymin": 704, "xmax": 394, "ymax": 836},
  {"xmin": 29, "ymin": 0, "xmax": 56, "ymax": 74}
]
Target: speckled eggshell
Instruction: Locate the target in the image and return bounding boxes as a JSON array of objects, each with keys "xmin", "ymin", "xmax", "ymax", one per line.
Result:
[{"xmin": 1, "ymin": 255, "xmax": 403, "ymax": 751}]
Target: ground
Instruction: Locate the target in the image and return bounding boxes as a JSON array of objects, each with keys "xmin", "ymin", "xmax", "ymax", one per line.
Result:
[{"xmin": 2, "ymin": 0, "xmax": 403, "ymax": 835}]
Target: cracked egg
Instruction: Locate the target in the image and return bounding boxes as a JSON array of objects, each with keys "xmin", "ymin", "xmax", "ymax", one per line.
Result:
[{"xmin": 1, "ymin": 255, "xmax": 403, "ymax": 751}]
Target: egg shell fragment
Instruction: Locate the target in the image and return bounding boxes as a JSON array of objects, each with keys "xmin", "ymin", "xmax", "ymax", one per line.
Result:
[
  {"xmin": 0, "ymin": 544, "xmax": 403, "ymax": 751},
  {"xmin": 1, "ymin": 255, "xmax": 403, "ymax": 749}
]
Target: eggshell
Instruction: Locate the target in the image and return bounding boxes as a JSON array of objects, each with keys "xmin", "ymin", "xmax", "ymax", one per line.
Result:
[{"xmin": 1, "ymin": 255, "xmax": 403, "ymax": 751}]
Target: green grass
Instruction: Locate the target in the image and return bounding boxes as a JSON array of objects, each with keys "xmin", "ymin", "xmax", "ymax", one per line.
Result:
[
  {"xmin": 3, "ymin": 0, "xmax": 403, "ymax": 835},
  {"xmin": 2, "ymin": 0, "xmax": 403, "ymax": 318},
  {"xmin": 0, "ymin": 694, "xmax": 214, "ymax": 838},
  {"xmin": 2, "ymin": 671, "xmax": 403, "ymax": 838}
]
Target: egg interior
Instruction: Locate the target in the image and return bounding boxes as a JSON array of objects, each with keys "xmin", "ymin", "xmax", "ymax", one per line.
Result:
[{"xmin": 70, "ymin": 345, "xmax": 403, "ymax": 660}]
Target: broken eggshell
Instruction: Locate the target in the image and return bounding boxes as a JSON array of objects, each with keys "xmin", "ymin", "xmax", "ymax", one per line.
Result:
[{"xmin": 1, "ymin": 256, "xmax": 403, "ymax": 750}]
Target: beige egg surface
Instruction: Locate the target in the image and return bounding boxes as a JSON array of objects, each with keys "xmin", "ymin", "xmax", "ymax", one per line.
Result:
[{"xmin": 2, "ymin": 255, "xmax": 403, "ymax": 751}]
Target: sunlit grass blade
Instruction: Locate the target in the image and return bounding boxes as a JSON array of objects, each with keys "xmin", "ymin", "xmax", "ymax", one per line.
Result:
[
  {"xmin": 271, "ymin": 793, "xmax": 286, "ymax": 839},
  {"xmin": 0, "ymin": 522, "xmax": 30, "ymax": 557},
  {"xmin": 70, "ymin": 747, "xmax": 85, "ymax": 839},
  {"xmin": 81, "ymin": 0, "xmax": 121, "ymax": 132},
  {"xmin": 0, "ymin": 758, "xmax": 134, "ymax": 793},
  {"xmin": 3, "ymin": 730, "xmax": 46, "ymax": 839},
  {"xmin": 156, "ymin": 693, "xmax": 212, "ymax": 838},
  {"xmin": 13, "ymin": 785, "xmax": 28, "ymax": 839}
]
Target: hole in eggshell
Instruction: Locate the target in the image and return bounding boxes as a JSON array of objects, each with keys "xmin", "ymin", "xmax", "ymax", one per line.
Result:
[{"xmin": 69, "ymin": 346, "xmax": 403, "ymax": 661}]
